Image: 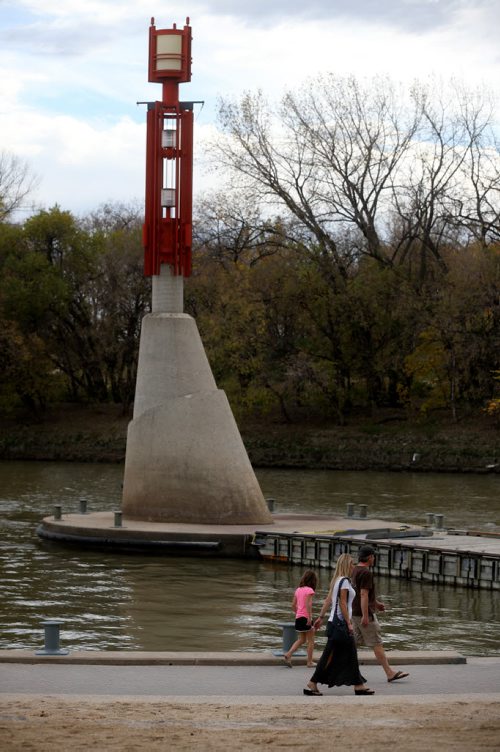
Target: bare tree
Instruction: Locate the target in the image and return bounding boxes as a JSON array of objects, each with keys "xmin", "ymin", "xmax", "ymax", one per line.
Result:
[
  {"xmin": 216, "ymin": 88, "xmax": 349, "ymax": 281},
  {"xmin": 455, "ymin": 89, "xmax": 500, "ymax": 248},
  {"xmin": 215, "ymin": 76, "xmax": 424, "ymax": 279},
  {"xmin": 388, "ymin": 81, "xmax": 497, "ymax": 279},
  {"xmin": 193, "ymin": 190, "xmax": 286, "ymax": 267},
  {"xmin": 214, "ymin": 75, "xmax": 498, "ymax": 284},
  {"xmin": 81, "ymin": 201, "xmax": 144, "ymax": 234},
  {"xmin": 283, "ymin": 75, "xmax": 422, "ymax": 266},
  {"xmin": 0, "ymin": 152, "xmax": 38, "ymax": 222}
]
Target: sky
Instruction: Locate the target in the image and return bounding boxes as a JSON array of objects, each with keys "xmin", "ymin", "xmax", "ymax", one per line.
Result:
[{"xmin": 0, "ymin": 0, "xmax": 499, "ymax": 219}]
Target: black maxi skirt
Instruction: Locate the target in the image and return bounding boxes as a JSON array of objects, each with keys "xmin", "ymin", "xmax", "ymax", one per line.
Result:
[{"xmin": 311, "ymin": 624, "xmax": 366, "ymax": 688}]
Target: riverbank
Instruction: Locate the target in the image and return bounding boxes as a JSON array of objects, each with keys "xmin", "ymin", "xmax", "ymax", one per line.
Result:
[{"xmin": 0, "ymin": 405, "xmax": 499, "ymax": 472}]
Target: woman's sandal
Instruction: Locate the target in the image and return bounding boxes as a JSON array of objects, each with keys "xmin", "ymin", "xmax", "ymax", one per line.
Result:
[
  {"xmin": 303, "ymin": 687, "xmax": 323, "ymax": 696},
  {"xmin": 388, "ymin": 671, "xmax": 409, "ymax": 682},
  {"xmin": 354, "ymin": 688, "xmax": 375, "ymax": 695}
]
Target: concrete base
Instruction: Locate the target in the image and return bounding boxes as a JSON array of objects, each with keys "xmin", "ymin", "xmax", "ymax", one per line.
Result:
[
  {"xmin": 123, "ymin": 390, "xmax": 271, "ymax": 524},
  {"xmin": 37, "ymin": 516, "xmax": 260, "ymax": 558},
  {"xmin": 36, "ymin": 512, "xmax": 411, "ymax": 558},
  {"xmin": 130, "ymin": 313, "xmax": 217, "ymax": 419},
  {"xmin": 122, "ymin": 312, "xmax": 272, "ymax": 525}
]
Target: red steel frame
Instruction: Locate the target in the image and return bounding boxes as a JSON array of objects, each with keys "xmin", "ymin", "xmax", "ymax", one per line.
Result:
[{"xmin": 143, "ymin": 18, "xmax": 193, "ymax": 277}]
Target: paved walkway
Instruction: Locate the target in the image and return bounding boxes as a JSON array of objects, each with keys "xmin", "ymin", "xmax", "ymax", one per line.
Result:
[{"xmin": 1, "ymin": 654, "xmax": 499, "ymax": 700}]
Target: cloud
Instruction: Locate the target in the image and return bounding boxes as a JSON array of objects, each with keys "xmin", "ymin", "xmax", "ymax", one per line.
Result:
[
  {"xmin": 0, "ymin": 2, "xmax": 142, "ymax": 58},
  {"xmin": 1, "ymin": 101, "xmax": 145, "ymax": 216},
  {"xmin": 199, "ymin": 0, "xmax": 473, "ymax": 32},
  {"xmin": 1, "ymin": 21, "xmax": 116, "ymax": 57}
]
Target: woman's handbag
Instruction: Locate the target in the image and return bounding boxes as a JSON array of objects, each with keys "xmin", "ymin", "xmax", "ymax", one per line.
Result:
[{"xmin": 326, "ymin": 577, "xmax": 351, "ymax": 641}]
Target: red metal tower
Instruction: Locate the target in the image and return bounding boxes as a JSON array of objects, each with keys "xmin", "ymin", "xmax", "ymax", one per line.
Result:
[{"xmin": 143, "ymin": 17, "xmax": 193, "ymax": 277}]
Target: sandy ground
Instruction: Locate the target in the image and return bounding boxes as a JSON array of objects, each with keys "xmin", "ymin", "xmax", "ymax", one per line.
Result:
[{"xmin": 1, "ymin": 695, "xmax": 499, "ymax": 751}]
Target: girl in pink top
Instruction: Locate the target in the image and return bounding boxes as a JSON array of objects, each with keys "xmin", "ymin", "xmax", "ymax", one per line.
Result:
[{"xmin": 284, "ymin": 570, "xmax": 318, "ymax": 668}]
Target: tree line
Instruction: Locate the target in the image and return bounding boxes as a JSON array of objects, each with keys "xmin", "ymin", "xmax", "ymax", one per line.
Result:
[
  {"xmin": 0, "ymin": 203, "xmax": 149, "ymax": 414},
  {"xmin": 1, "ymin": 75, "xmax": 499, "ymax": 424}
]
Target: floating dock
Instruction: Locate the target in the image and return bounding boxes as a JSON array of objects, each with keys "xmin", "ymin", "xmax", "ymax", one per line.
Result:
[{"xmin": 254, "ymin": 528, "xmax": 500, "ymax": 591}]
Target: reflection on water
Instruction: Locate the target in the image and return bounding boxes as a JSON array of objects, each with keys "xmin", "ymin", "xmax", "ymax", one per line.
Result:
[{"xmin": 0, "ymin": 461, "xmax": 499, "ymax": 654}]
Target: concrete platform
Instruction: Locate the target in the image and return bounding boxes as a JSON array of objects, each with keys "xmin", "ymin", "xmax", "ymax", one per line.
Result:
[{"xmin": 36, "ymin": 511, "xmax": 416, "ymax": 557}]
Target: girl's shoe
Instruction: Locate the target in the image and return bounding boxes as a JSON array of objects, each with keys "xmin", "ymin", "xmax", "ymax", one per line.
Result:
[
  {"xmin": 303, "ymin": 687, "xmax": 323, "ymax": 696},
  {"xmin": 307, "ymin": 662, "xmax": 317, "ymax": 667},
  {"xmin": 354, "ymin": 688, "xmax": 375, "ymax": 695},
  {"xmin": 283, "ymin": 656, "xmax": 293, "ymax": 668}
]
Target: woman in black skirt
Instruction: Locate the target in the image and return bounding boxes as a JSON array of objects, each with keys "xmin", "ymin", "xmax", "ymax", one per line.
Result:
[{"xmin": 303, "ymin": 553, "xmax": 374, "ymax": 696}]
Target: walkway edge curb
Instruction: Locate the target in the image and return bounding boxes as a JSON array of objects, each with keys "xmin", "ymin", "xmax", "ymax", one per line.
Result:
[{"xmin": 0, "ymin": 649, "xmax": 466, "ymax": 665}]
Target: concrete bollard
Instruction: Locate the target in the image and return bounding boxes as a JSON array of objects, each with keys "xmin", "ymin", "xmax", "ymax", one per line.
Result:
[
  {"xmin": 53, "ymin": 505, "xmax": 62, "ymax": 520},
  {"xmin": 359, "ymin": 504, "xmax": 367, "ymax": 519},
  {"xmin": 272, "ymin": 622, "xmax": 306, "ymax": 657},
  {"xmin": 113, "ymin": 511, "xmax": 123, "ymax": 527},
  {"xmin": 266, "ymin": 498, "xmax": 275, "ymax": 513},
  {"xmin": 426, "ymin": 513, "xmax": 435, "ymax": 526},
  {"xmin": 79, "ymin": 498, "xmax": 87, "ymax": 514},
  {"xmin": 35, "ymin": 620, "xmax": 69, "ymax": 656},
  {"xmin": 434, "ymin": 513, "xmax": 445, "ymax": 530},
  {"xmin": 346, "ymin": 503, "xmax": 355, "ymax": 518}
]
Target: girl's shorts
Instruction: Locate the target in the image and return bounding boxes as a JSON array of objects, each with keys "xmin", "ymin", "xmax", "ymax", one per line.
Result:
[{"xmin": 295, "ymin": 617, "xmax": 313, "ymax": 632}]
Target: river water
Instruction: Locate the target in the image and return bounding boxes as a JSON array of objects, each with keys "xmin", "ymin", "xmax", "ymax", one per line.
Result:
[{"xmin": 0, "ymin": 461, "xmax": 499, "ymax": 655}]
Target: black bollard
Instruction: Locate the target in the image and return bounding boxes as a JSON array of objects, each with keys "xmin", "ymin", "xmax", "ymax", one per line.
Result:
[
  {"xmin": 35, "ymin": 620, "xmax": 69, "ymax": 656},
  {"xmin": 272, "ymin": 622, "xmax": 306, "ymax": 657},
  {"xmin": 435, "ymin": 513, "xmax": 445, "ymax": 530}
]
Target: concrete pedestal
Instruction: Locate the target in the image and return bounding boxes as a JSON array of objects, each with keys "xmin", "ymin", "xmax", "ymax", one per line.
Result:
[{"xmin": 122, "ymin": 311, "xmax": 272, "ymax": 525}]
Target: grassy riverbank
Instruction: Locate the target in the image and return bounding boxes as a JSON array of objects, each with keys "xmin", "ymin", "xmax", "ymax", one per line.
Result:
[{"xmin": 0, "ymin": 404, "xmax": 499, "ymax": 473}]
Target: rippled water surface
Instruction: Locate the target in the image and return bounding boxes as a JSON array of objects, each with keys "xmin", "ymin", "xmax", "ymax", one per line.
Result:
[{"xmin": 0, "ymin": 461, "xmax": 499, "ymax": 655}]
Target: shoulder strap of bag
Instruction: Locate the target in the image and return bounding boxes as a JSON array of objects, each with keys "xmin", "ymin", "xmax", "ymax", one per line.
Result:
[{"xmin": 334, "ymin": 576, "xmax": 348, "ymax": 618}]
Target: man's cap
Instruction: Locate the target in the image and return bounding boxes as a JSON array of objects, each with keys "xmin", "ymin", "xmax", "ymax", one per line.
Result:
[{"xmin": 358, "ymin": 545, "xmax": 376, "ymax": 560}]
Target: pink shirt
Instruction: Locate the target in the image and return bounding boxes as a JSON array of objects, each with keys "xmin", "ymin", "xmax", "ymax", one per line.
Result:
[{"xmin": 294, "ymin": 585, "xmax": 315, "ymax": 619}]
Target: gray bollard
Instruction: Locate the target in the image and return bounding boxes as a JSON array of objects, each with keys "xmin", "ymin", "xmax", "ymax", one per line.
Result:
[
  {"xmin": 359, "ymin": 504, "xmax": 367, "ymax": 519},
  {"xmin": 266, "ymin": 497, "xmax": 275, "ymax": 512},
  {"xmin": 434, "ymin": 513, "xmax": 444, "ymax": 530},
  {"xmin": 79, "ymin": 498, "xmax": 87, "ymax": 514},
  {"xmin": 426, "ymin": 513, "xmax": 435, "ymax": 526},
  {"xmin": 53, "ymin": 505, "xmax": 62, "ymax": 520},
  {"xmin": 272, "ymin": 622, "xmax": 306, "ymax": 657},
  {"xmin": 346, "ymin": 503, "xmax": 355, "ymax": 518},
  {"xmin": 35, "ymin": 620, "xmax": 69, "ymax": 656},
  {"xmin": 113, "ymin": 511, "xmax": 123, "ymax": 527}
]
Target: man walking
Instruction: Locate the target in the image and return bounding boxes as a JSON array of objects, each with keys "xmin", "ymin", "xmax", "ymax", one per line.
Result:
[{"xmin": 351, "ymin": 544, "xmax": 409, "ymax": 683}]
